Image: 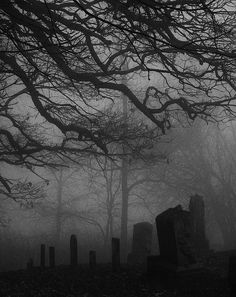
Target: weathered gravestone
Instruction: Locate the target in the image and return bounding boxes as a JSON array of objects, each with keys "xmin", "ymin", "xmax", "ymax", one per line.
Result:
[
  {"xmin": 128, "ymin": 222, "xmax": 153, "ymax": 264},
  {"xmin": 112, "ymin": 237, "xmax": 120, "ymax": 272},
  {"xmin": 147, "ymin": 202, "xmax": 208, "ymax": 282},
  {"xmin": 189, "ymin": 194, "xmax": 209, "ymax": 256},
  {"xmin": 49, "ymin": 246, "xmax": 55, "ymax": 268},
  {"xmin": 155, "ymin": 205, "xmax": 196, "ymax": 267},
  {"xmin": 89, "ymin": 250, "xmax": 96, "ymax": 270},
  {"xmin": 40, "ymin": 244, "xmax": 46, "ymax": 268},
  {"xmin": 228, "ymin": 255, "xmax": 236, "ymax": 296},
  {"xmin": 70, "ymin": 234, "xmax": 78, "ymax": 267}
]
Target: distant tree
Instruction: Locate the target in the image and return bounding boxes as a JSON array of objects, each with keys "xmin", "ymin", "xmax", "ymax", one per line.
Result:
[
  {"xmin": 85, "ymin": 142, "xmax": 167, "ymax": 258},
  {"xmin": 1, "ymin": 1, "xmax": 236, "ymax": 197},
  {"xmin": 85, "ymin": 155, "xmax": 121, "ymax": 247},
  {"xmin": 35, "ymin": 165, "xmax": 106, "ymax": 243},
  {"xmin": 43, "ymin": 166, "xmax": 81, "ymax": 244}
]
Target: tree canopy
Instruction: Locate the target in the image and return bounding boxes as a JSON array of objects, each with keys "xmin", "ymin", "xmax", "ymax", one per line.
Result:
[{"xmin": 1, "ymin": 0, "xmax": 236, "ymax": 194}]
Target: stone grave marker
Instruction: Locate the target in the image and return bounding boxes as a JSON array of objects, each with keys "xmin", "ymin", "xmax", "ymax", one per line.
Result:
[
  {"xmin": 112, "ymin": 237, "xmax": 120, "ymax": 272},
  {"xmin": 40, "ymin": 244, "xmax": 45, "ymax": 268},
  {"xmin": 89, "ymin": 250, "xmax": 96, "ymax": 270},
  {"xmin": 189, "ymin": 194, "xmax": 209, "ymax": 256},
  {"xmin": 228, "ymin": 255, "xmax": 236, "ymax": 296},
  {"xmin": 155, "ymin": 205, "xmax": 196, "ymax": 267},
  {"xmin": 49, "ymin": 246, "xmax": 55, "ymax": 268},
  {"xmin": 128, "ymin": 222, "xmax": 153, "ymax": 264},
  {"xmin": 70, "ymin": 234, "xmax": 78, "ymax": 266}
]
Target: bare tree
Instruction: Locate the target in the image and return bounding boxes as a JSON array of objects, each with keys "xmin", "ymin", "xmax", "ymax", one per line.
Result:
[
  {"xmin": 85, "ymin": 155, "xmax": 121, "ymax": 247},
  {"xmin": 1, "ymin": 1, "xmax": 236, "ymax": 197}
]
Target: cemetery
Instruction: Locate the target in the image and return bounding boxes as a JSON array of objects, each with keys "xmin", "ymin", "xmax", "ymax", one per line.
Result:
[
  {"xmin": 1, "ymin": 1, "xmax": 236, "ymax": 296},
  {"xmin": 0, "ymin": 195, "xmax": 235, "ymax": 297}
]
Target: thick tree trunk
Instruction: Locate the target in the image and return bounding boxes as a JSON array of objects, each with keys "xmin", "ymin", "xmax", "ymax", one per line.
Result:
[{"xmin": 120, "ymin": 56, "xmax": 129, "ymax": 262}]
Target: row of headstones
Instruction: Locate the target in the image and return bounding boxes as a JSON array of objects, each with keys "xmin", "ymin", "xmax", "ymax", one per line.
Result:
[
  {"xmin": 27, "ymin": 235, "xmax": 121, "ymax": 272},
  {"xmin": 128, "ymin": 194, "xmax": 236, "ymax": 294},
  {"xmin": 128, "ymin": 194, "xmax": 209, "ymax": 266},
  {"xmin": 27, "ymin": 194, "xmax": 207, "ymax": 270}
]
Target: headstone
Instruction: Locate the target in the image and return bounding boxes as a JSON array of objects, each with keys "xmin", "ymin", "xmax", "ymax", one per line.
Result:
[
  {"xmin": 189, "ymin": 194, "xmax": 209, "ymax": 256},
  {"xmin": 89, "ymin": 250, "xmax": 96, "ymax": 269},
  {"xmin": 228, "ymin": 255, "xmax": 236, "ymax": 296},
  {"xmin": 70, "ymin": 234, "xmax": 78, "ymax": 266},
  {"xmin": 112, "ymin": 237, "xmax": 120, "ymax": 272},
  {"xmin": 156, "ymin": 205, "xmax": 196, "ymax": 267},
  {"xmin": 40, "ymin": 244, "xmax": 45, "ymax": 268},
  {"xmin": 49, "ymin": 246, "xmax": 55, "ymax": 268},
  {"xmin": 129, "ymin": 222, "xmax": 153, "ymax": 264}
]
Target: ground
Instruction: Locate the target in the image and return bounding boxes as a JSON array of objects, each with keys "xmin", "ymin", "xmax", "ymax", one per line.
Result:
[{"xmin": 0, "ymin": 263, "xmax": 231, "ymax": 297}]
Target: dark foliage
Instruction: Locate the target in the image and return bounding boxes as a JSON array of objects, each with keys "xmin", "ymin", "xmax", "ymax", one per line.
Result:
[{"xmin": 1, "ymin": 0, "xmax": 236, "ymax": 195}]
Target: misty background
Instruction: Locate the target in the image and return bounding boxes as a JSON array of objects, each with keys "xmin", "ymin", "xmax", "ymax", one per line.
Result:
[
  {"xmin": 1, "ymin": 0, "xmax": 236, "ymax": 275},
  {"xmin": 1, "ymin": 119, "xmax": 236, "ymax": 271}
]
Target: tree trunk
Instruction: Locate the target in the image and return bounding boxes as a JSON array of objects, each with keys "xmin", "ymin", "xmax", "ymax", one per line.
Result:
[
  {"xmin": 120, "ymin": 55, "xmax": 129, "ymax": 262},
  {"xmin": 55, "ymin": 170, "xmax": 63, "ymax": 245}
]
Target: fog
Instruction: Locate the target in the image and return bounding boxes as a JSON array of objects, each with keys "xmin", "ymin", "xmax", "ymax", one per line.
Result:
[{"xmin": 1, "ymin": 119, "xmax": 236, "ymax": 272}]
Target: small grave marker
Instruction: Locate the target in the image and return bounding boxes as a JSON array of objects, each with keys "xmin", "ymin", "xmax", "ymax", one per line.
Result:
[
  {"xmin": 228, "ymin": 255, "xmax": 236, "ymax": 296},
  {"xmin": 112, "ymin": 237, "xmax": 120, "ymax": 272},
  {"xmin": 49, "ymin": 246, "xmax": 55, "ymax": 268},
  {"xmin": 40, "ymin": 244, "xmax": 46, "ymax": 268},
  {"xmin": 70, "ymin": 234, "xmax": 78, "ymax": 266},
  {"xmin": 89, "ymin": 250, "xmax": 96, "ymax": 269}
]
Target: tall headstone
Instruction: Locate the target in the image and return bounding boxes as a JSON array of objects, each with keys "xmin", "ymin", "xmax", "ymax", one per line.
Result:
[
  {"xmin": 129, "ymin": 222, "xmax": 153, "ymax": 264},
  {"xmin": 228, "ymin": 255, "xmax": 236, "ymax": 296},
  {"xmin": 70, "ymin": 234, "xmax": 78, "ymax": 267},
  {"xmin": 112, "ymin": 237, "xmax": 120, "ymax": 272},
  {"xmin": 189, "ymin": 194, "xmax": 209, "ymax": 255},
  {"xmin": 49, "ymin": 246, "xmax": 55, "ymax": 268},
  {"xmin": 40, "ymin": 244, "xmax": 45, "ymax": 268},
  {"xmin": 89, "ymin": 250, "xmax": 96, "ymax": 270},
  {"xmin": 155, "ymin": 205, "xmax": 196, "ymax": 267}
]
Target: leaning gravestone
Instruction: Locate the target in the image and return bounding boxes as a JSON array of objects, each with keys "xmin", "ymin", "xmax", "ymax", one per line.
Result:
[
  {"xmin": 155, "ymin": 205, "xmax": 196, "ymax": 267},
  {"xmin": 147, "ymin": 203, "xmax": 207, "ymax": 282},
  {"xmin": 128, "ymin": 222, "xmax": 153, "ymax": 264},
  {"xmin": 40, "ymin": 244, "xmax": 46, "ymax": 268},
  {"xmin": 70, "ymin": 234, "xmax": 78, "ymax": 267},
  {"xmin": 49, "ymin": 246, "xmax": 55, "ymax": 268},
  {"xmin": 189, "ymin": 194, "xmax": 209, "ymax": 256}
]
